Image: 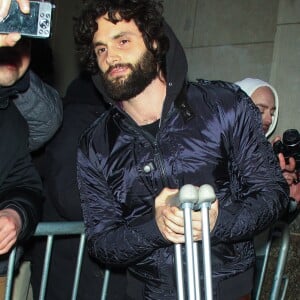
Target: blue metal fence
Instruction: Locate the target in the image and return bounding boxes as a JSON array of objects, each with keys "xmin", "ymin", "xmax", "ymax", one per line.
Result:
[{"xmin": 5, "ymin": 222, "xmax": 110, "ymax": 300}]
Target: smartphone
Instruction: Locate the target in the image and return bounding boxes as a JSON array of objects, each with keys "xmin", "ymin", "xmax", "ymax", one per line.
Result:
[{"xmin": 0, "ymin": 0, "xmax": 54, "ymax": 38}]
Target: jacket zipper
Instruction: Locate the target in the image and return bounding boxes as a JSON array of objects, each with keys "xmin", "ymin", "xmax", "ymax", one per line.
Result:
[
  {"xmin": 141, "ymin": 129, "xmax": 169, "ymax": 188},
  {"xmin": 153, "ymin": 141, "xmax": 169, "ymax": 187},
  {"xmin": 118, "ymin": 108, "xmax": 170, "ymax": 188}
]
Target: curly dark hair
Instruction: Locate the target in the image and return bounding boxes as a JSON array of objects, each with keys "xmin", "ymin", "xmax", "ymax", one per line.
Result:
[{"xmin": 73, "ymin": 0, "xmax": 169, "ymax": 75}]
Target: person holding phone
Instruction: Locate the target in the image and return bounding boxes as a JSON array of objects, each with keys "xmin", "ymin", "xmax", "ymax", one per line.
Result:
[
  {"xmin": 0, "ymin": 0, "xmax": 42, "ymax": 294},
  {"xmin": 0, "ymin": 1, "xmax": 62, "ymax": 299}
]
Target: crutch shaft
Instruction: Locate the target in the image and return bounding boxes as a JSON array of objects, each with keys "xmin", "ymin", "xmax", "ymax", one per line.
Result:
[
  {"xmin": 175, "ymin": 243, "xmax": 185, "ymax": 300},
  {"xmin": 183, "ymin": 204, "xmax": 197, "ymax": 300},
  {"xmin": 173, "ymin": 184, "xmax": 216, "ymax": 300},
  {"xmin": 201, "ymin": 203, "xmax": 213, "ymax": 300}
]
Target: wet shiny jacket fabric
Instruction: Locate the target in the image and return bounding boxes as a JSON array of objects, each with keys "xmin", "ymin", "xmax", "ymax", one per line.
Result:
[{"xmin": 77, "ymin": 24, "xmax": 289, "ymax": 299}]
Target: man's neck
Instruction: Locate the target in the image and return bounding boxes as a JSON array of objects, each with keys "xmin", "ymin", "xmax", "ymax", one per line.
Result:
[{"xmin": 121, "ymin": 76, "xmax": 166, "ymax": 126}]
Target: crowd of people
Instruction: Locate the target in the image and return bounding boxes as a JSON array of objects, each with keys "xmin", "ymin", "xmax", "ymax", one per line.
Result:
[{"xmin": 0, "ymin": 0, "xmax": 299, "ymax": 299}]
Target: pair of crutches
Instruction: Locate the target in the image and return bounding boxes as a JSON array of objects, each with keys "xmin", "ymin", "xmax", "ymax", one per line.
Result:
[{"xmin": 170, "ymin": 184, "xmax": 216, "ymax": 300}]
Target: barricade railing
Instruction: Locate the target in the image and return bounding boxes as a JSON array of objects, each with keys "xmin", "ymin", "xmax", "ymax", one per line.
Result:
[
  {"xmin": 254, "ymin": 222, "xmax": 290, "ymax": 300},
  {"xmin": 5, "ymin": 221, "xmax": 110, "ymax": 300},
  {"xmin": 5, "ymin": 221, "xmax": 290, "ymax": 300}
]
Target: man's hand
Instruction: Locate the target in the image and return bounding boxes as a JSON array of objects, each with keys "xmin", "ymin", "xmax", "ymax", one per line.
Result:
[
  {"xmin": 0, "ymin": 0, "xmax": 30, "ymax": 47},
  {"xmin": 290, "ymin": 182, "xmax": 300, "ymax": 204},
  {"xmin": 155, "ymin": 187, "xmax": 218, "ymax": 244},
  {"xmin": 0, "ymin": 208, "xmax": 22, "ymax": 254},
  {"xmin": 278, "ymin": 153, "xmax": 298, "ymax": 185}
]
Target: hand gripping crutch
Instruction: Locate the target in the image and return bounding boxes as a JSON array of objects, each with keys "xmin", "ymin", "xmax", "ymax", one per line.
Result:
[{"xmin": 173, "ymin": 184, "xmax": 216, "ymax": 300}]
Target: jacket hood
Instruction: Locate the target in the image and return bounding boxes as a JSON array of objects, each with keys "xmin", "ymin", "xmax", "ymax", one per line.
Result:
[
  {"xmin": 92, "ymin": 20, "xmax": 188, "ymax": 112},
  {"xmin": 235, "ymin": 78, "xmax": 279, "ymax": 138}
]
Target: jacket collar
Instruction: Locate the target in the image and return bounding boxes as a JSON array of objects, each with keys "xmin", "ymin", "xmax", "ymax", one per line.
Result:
[{"xmin": 0, "ymin": 70, "xmax": 30, "ymax": 109}]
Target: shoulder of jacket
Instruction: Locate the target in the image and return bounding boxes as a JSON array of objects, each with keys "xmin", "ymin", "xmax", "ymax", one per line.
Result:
[
  {"xmin": 184, "ymin": 79, "xmax": 256, "ymax": 122},
  {"xmin": 78, "ymin": 108, "xmax": 112, "ymax": 154},
  {"xmin": 193, "ymin": 78, "xmax": 240, "ymax": 94},
  {"xmin": 190, "ymin": 79, "xmax": 249, "ymax": 109}
]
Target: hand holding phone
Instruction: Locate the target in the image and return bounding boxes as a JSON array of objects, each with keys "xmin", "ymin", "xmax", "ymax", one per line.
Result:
[
  {"xmin": 0, "ymin": 0, "xmax": 53, "ymax": 39},
  {"xmin": 0, "ymin": 0, "xmax": 29, "ymax": 20},
  {"xmin": 0, "ymin": 0, "xmax": 29, "ymax": 46}
]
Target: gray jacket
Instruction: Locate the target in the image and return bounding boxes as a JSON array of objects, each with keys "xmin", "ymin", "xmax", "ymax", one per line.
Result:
[{"xmin": 13, "ymin": 70, "xmax": 63, "ymax": 151}]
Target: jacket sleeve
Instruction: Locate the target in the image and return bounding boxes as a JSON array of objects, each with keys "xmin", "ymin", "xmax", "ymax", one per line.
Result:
[
  {"xmin": 210, "ymin": 92, "xmax": 290, "ymax": 244},
  {"xmin": 0, "ymin": 138, "xmax": 43, "ymax": 242},
  {"xmin": 13, "ymin": 70, "xmax": 63, "ymax": 152},
  {"xmin": 0, "ymin": 163, "xmax": 43, "ymax": 241},
  {"xmin": 77, "ymin": 148, "xmax": 168, "ymax": 266}
]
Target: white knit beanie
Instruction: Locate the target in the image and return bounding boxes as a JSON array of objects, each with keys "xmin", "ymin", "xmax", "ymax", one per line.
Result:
[{"xmin": 235, "ymin": 78, "xmax": 279, "ymax": 138}]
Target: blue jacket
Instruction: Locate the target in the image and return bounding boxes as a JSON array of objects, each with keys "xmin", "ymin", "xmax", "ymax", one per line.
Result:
[{"xmin": 77, "ymin": 23, "xmax": 289, "ymax": 299}]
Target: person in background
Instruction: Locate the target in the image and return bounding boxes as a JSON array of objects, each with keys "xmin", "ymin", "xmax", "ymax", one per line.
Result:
[
  {"xmin": 0, "ymin": 94, "xmax": 42, "ymax": 298},
  {"xmin": 235, "ymin": 78, "xmax": 278, "ymax": 137},
  {"xmin": 0, "ymin": 1, "xmax": 62, "ymax": 299},
  {"xmin": 235, "ymin": 77, "xmax": 299, "ymax": 296},
  {"xmin": 0, "ymin": 37, "xmax": 62, "ymax": 152},
  {"xmin": 235, "ymin": 78, "xmax": 300, "ymax": 208},
  {"xmin": 75, "ymin": 1, "xmax": 289, "ymax": 299},
  {"xmin": 0, "ymin": 1, "xmax": 43, "ymax": 297}
]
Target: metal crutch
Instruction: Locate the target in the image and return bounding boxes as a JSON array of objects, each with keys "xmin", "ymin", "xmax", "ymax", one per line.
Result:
[
  {"xmin": 173, "ymin": 184, "xmax": 216, "ymax": 300},
  {"xmin": 197, "ymin": 184, "xmax": 216, "ymax": 300}
]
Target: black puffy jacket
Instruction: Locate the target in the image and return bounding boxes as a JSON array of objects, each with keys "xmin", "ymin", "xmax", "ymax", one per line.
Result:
[
  {"xmin": 0, "ymin": 97, "xmax": 42, "ymax": 244},
  {"xmin": 77, "ymin": 23, "xmax": 289, "ymax": 299},
  {"xmin": 11, "ymin": 70, "xmax": 62, "ymax": 152}
]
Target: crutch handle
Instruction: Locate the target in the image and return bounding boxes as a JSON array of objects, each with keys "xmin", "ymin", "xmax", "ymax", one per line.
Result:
[
  {"xmin": 169, "ymin": 184, "xmax": 199, "ymax": 208},
  {"xmin": 193, "ymin": 184, "xmax": 216, "ymax": 211},
  {"xmin": 197, "ymin": 184, "xmax": 216, "ymax": 205}
]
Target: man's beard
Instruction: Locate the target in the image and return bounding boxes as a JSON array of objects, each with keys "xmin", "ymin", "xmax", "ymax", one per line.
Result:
[{"xmin": 100, "ymin": 50, "xmax": 158, "ymax": 101}]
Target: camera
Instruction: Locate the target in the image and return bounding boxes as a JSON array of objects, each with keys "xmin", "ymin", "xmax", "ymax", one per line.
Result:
[
  {"xmin": 273, "ymin": 129, "xmax": 300, "ymax": 176},
  {"xmin": 0, "ymin": 0, "xmax": 54, "ymax": 38}
]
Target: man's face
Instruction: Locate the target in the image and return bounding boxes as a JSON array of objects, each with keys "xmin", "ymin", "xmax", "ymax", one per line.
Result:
[
  {"xmin": 0, "ymin": 39, "xmax": 31, "ymax": 87},
  {"xmin": 93, "ymin": 15, "xmax": 158, "ymax": 101},
  {"xmin": 251, "ymin": 86, "xmax": 276, "ymax": 134}
]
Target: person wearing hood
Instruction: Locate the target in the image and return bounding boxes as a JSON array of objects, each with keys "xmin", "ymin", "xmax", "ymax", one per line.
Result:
[
  {"xmin": 235, "ymin": 77, "xmax": 299, "ymax": 296},
  {"xmin": 74, "ymin": 1, "xmax": 289, "ymax": 299},
  {"xmin": 235, "ymin": 78, "xmax": 300, "ymax": 208},
  {"xmin": 234, "ymin": 78, "xmax": 278, "ymax": 138}
]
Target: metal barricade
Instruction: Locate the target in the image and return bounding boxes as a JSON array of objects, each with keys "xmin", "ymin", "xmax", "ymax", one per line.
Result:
[
  {"xmin": 254, "ymin": 222, "xmax": 290, "ymax": 300},
  {"xmin": 5, "ymin": 222, "xmax": 110, "ymax": 300}
]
